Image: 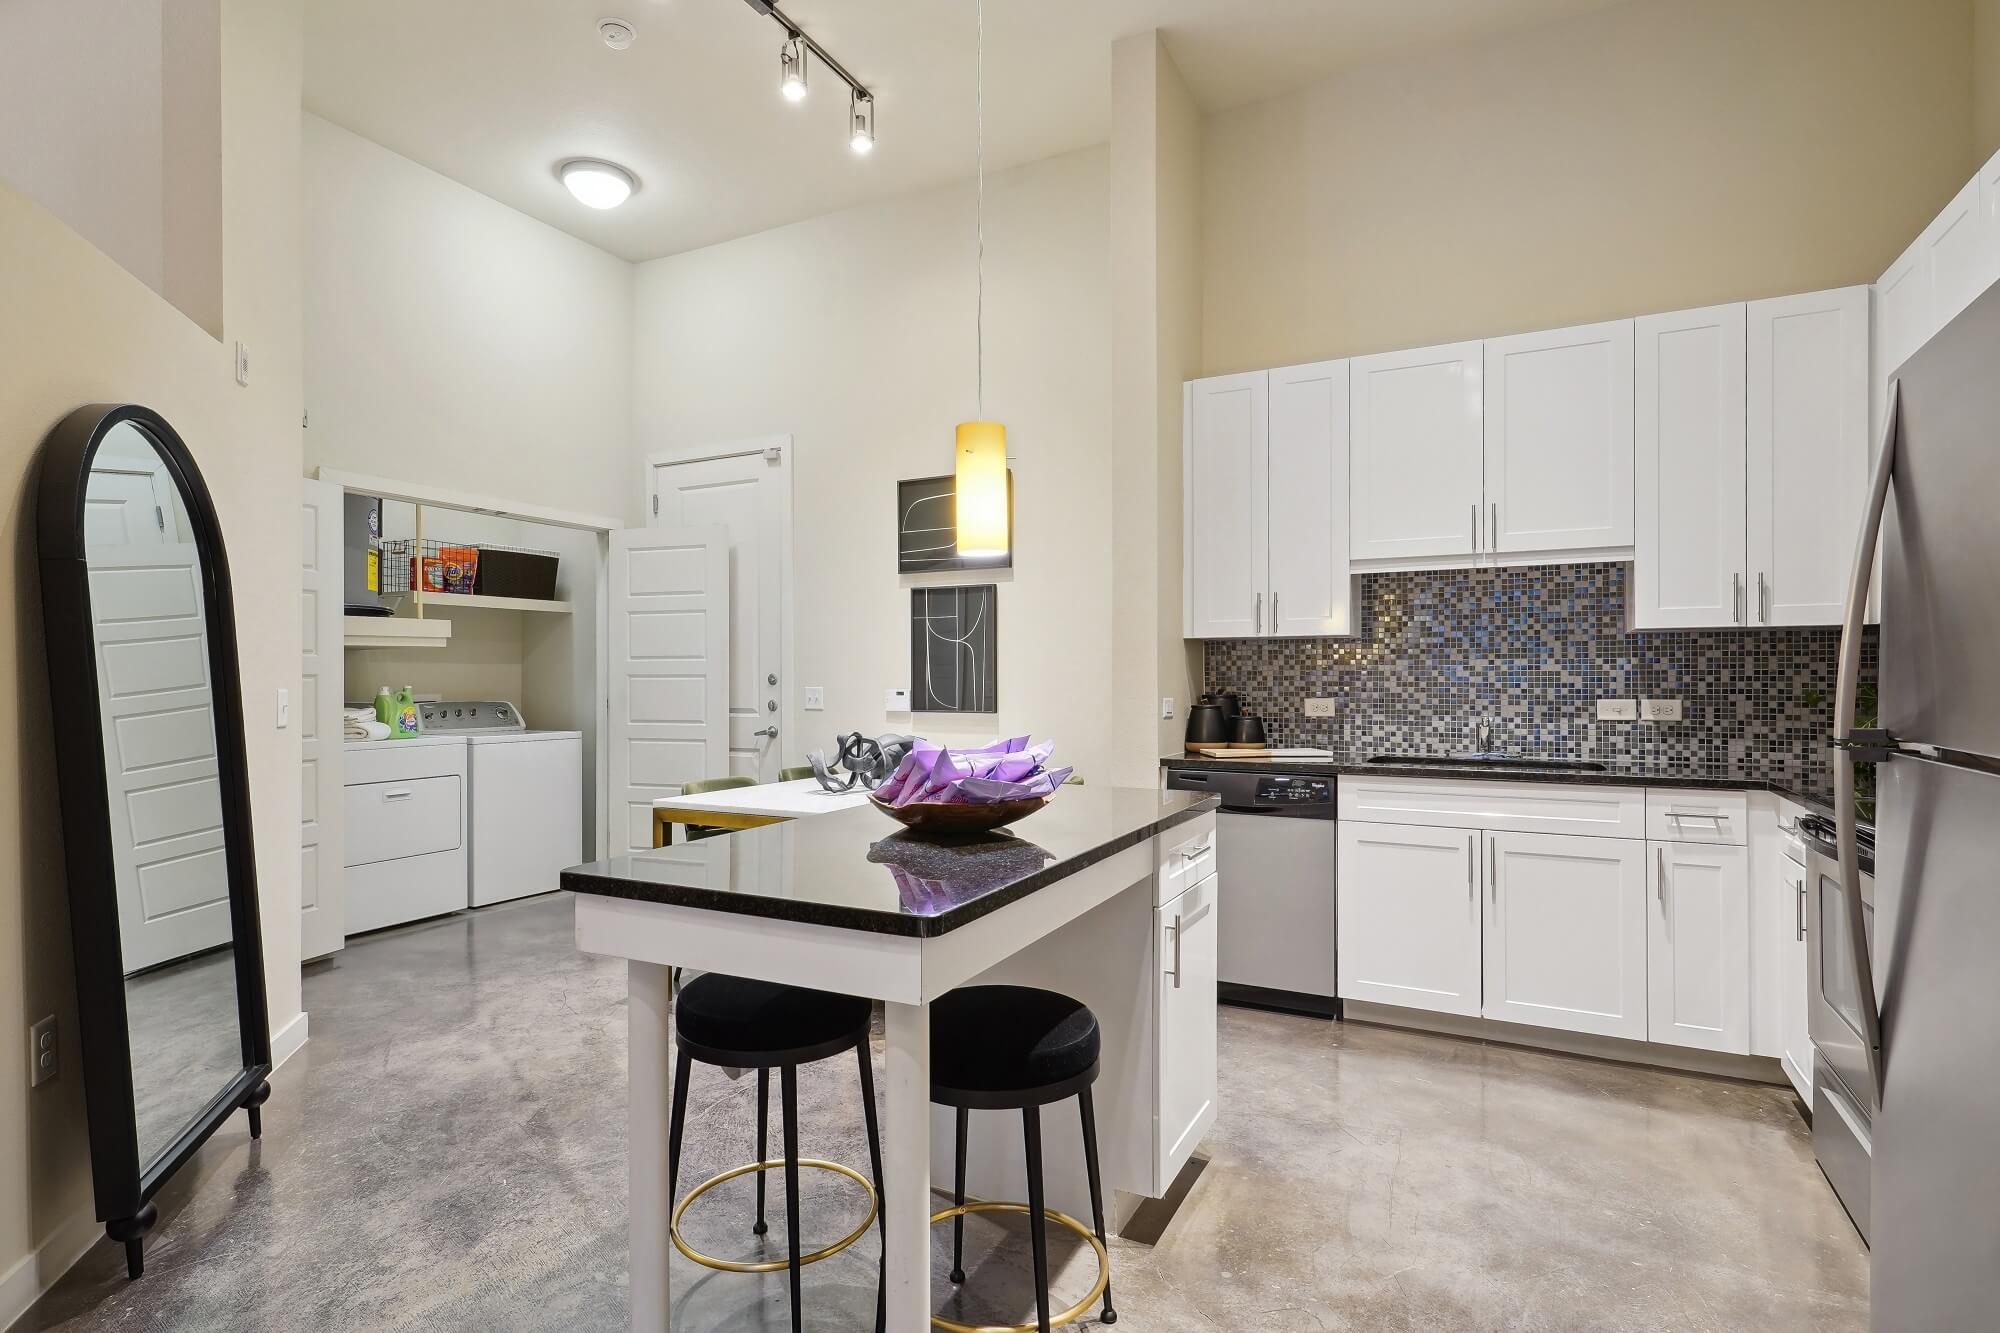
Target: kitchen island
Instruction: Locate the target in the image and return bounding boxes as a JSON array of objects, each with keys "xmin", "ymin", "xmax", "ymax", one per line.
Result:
[{"xmin": 564, "ymin": 784, "xmax": 1220, "ymax": 1333}]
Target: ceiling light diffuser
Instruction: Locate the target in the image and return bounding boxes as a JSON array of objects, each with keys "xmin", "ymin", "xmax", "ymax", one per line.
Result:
[{"xmin": 558, "ymin": 159, "xmax": 637, "ymax": 210}]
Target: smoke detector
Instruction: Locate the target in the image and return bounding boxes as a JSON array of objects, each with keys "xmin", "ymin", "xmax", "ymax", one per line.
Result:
[{"xmin": 599, "ymin": 18, "xmax": 636, "ymax": 50}]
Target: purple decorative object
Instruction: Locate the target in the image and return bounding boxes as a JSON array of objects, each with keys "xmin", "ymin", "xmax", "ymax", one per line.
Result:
[{"xmin": 868, "ymin": 736, "xmax": 1066, "ymax": 825}]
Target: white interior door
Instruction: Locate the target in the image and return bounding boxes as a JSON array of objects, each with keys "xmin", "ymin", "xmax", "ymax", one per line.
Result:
[
  {"xmin": 84, "ymin": 428, "xmax": 182, "ymax": 548},
  {"xmin": 650, "ymin": 444, "xmax": 787, "ymax": 781},
  {"xmin": 608, "ymin": 526, "xmax": 728, "ymax": 857},
  {"xmin": 301, "ymin": 479, "xmax": 345, "ymax": 959}
]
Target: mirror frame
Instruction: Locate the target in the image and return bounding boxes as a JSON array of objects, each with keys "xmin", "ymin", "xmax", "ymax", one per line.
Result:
[{"xmin": 35, "ymin": 403, "xmax": 272, "ymax": 1278}]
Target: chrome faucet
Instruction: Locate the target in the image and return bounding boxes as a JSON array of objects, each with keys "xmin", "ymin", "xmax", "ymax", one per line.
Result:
[{"xmin": 1473, "ymin": 717, "xmax": 1501, "ymax": 755}]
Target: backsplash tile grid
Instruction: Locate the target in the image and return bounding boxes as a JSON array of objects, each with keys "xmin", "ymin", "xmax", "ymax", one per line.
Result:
[{"xmin": 1202, "ymin": 563, "xmax": 1876, "ymax": 794}]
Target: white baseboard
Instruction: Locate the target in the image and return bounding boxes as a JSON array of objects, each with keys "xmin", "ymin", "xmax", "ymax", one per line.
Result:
[
  {"xmin": 0, "ymin": 1206, "xmax": 100, "ymax": 1332},
  {"xmin": 270, "ymin": 1010, "xmax": 309, "ymax": 1070}
]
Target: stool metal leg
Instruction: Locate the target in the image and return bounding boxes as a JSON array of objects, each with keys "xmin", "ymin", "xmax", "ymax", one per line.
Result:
[
  {"xmin": 781, "ymin": 1064, "xmax": 804, "ymax": 1333},
  {"xmin": 1078, "ymin": 1089, "xmax": 1117, "ymax": 1324},
  {"xmin": 950, "ymin": 1106, "xmax": 970, "ymax": 1284},
  {"xmin": 855, "ymin": 1039, "xmax": 887, "ymax": 1333},
  {"xmin": 667, "ymin": 1049, "xmax": 692, "ymax": 1201},
  {"xmin": 753, "ymin": 1068, "xmax": 771, "ymax": 1236},
  {"xmin": 1021, "ymin": 1107, "xmax": 1052, "ymax": 1333}
]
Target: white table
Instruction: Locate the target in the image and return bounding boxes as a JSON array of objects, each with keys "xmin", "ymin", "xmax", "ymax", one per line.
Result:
[
  {"xmin": 568, "ymin": 787, "xmax": 1218, "ymax": 1332},
  {"xmin": 650, "ymin": 777, "xmax": 872, "ymax": 845}
]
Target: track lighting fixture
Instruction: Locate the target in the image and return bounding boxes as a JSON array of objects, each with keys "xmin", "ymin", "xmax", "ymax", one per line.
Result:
[
  {"xmin": 741, "ymin": 0, "xmax": 875, "ymax": 152},
  {"xmin": 780, "ymin": 36, "xmax": 808, "ymax": 102},
  {"xmin": 849, "ymin": 90, "xmax": 875, "ymax": 155}
]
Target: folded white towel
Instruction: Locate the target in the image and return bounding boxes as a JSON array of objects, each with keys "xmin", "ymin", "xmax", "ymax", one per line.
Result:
[{"xmin": 344, "ymin": 720, "xmax": 392, "ymax": 741}]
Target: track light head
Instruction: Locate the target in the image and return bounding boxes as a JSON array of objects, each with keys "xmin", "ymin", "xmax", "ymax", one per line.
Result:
[
  {"xmin": 849, "ymin": 90, "xmax": 875, "ymax": 155},
  {"xmin": 780, "ymin": 36, "xmax": 808, "ymax": 102}
]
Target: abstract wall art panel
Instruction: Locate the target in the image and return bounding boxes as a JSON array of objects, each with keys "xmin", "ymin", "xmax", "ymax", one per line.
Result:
[
  {"xmin": 910, "ymin": 585, "xmax": 997, "ymax": 713},
  {"xmin": 896, "ymin": 473, "xmax": 1013, "ymax": 573}
]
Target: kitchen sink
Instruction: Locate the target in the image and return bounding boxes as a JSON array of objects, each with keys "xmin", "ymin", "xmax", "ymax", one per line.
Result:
[{"xmin": 1367, "ymin": 753, "xmax": 1608, "ymax": 773}]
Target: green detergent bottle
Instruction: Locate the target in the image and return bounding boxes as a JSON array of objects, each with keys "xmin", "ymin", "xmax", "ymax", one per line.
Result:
[
  {"xmin": 390, "ymin": 685, "xmax": 422, "ymax": 739},
  {"xmin": 372, "ymin": 685, "xmax": 395, "ymax": 726}
]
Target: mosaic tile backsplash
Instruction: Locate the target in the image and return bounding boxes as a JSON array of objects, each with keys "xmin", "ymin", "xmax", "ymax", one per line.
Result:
[{"xmin": 1202, "ymin": 563, "xmax": 1876, "ymax": 794}]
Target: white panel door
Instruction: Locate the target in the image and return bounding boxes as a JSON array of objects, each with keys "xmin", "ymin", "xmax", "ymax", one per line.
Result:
[
  {"xmin": 1155, "ymin": 872, "xmax": 1218, "ymax": 1185},
  {"xmin": 1632, "ymin": 304, "xmax": 1747, "ymax": 629},
  {"xmin": 608, "ymin": 527, "xmax": 728, "ymax": 857},
  {"xmin": 1183, "ymin": 373, "xmax": 1269, "ymax": 637},
  {"xmin": 1647, "ymin": 840, "xmax": 1750, "ymax": 1053},
  {"xmin": 1483, "ymin": 320, "xmax": 1634, "ymax": 554},
  {"xmin": 1336, "ymin": 821, "xmax": 1481, "ymax": 1017},
  {"xmin": 300, "ymin": 479, "xmax": 345, "ymax": 960},
  {"xmin": 1482, "ymin": 831, "xmax": 1647, "ymax": 1040},
  {"xmin": 650, "ymin": 444, "xmax": 787, "ymax": 781},
  {"xmin": 1747, "ymin": 287, "xmax": 1870, "ymax": 626},
  {"xmin": 1349, "ymin": 341, "xmax": 1483, "ymax": 563},
  {"xmin": 1267, "ymin": 360, "xmax": 1351, "ymax": 636}
]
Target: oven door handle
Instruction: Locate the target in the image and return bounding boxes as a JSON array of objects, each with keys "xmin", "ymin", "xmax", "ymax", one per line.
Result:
[{"xmin": 1832, "ymin": 378, "xmax": 1895, "ymax": 1099}]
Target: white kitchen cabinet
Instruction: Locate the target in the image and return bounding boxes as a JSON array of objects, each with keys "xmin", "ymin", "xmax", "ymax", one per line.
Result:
[
  {"xmin": 1778, "ymin": 850, "xmax": 1814, "ymax": 1101},
  {"xmin": 1481, "ymin": 831, "xmax": 1648, "ymax": 1040},
  {"xmin": 1183, "ymin": 372, "xmax": 1268, "ymax": 638},
  {"xmin": 1631, "ymin": 304, "xmax": 1747, "ymax": 629},
  {"xmin": 1877, "ymin": 174, "xmax": 1988, "ymax": 436},
  {"xmin": 1647, "ymin": 840, "xmax": 1750, "ymax": 1054},
  {"xmin": 1349, "ymin": 341, "xmax": 1483, "ymax": 563},
  {"xmin": 1183, "ymin": 363, "xmax": 1350, "ymax": 638},
  {"xmin": 1267, "ymin": 360, "xmax": 1352, "ymax": 636},
  {"xmin": 1747, "ymin": 287, "xmax": 1870, "ymax": 626},
  {"xmin": 1336, "ymin": 821, "xmax": 1481, "ymax": 1017},
  {"xmin": 1483, "ymin": 320, "xmax": 1634, "ymax": 555},
  {"xmin": 1155, "ymin": 872, "xmax": 1219, "ymax": 1186}
]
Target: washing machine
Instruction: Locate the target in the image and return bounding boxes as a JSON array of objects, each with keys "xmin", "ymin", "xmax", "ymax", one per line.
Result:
[{"xmin": 419, "ymin": 700, "xmax": 583, "ymax": 907}]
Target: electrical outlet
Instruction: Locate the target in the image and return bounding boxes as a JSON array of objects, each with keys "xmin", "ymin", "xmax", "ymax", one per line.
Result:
[
  {"xmin": 884, "ymin": 688, "xmax": 910, "ymax": 713},
  {"xmin": 29, "ymin": 1015, "xmax": 56, "ymax": 1087},
  {"xmin": 1596, "ymin": 698, "xmax": 1638, "ymax": 721},
  {"xmin": 802, "ymin": 686, "xmax": 825, "ymax": 712},
  {"xmin": 1303, "ymin": 698, "xmax": 1339, "ymax": 718},
  {"xmin": 1160, "ymin": 697, "xmax": 1175, "ymax": 720},
  {"xmin": 1640, "ymin": 698, "xmax": 1684, "ymax": 722}
]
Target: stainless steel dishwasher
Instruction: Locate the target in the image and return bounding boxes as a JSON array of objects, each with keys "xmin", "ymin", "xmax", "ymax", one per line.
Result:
[{"xmin": 1165, "ymin": 767, "xmax": 1337, "ymax": 1017}]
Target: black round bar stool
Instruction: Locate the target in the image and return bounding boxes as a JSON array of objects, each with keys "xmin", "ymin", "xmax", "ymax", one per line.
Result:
[
  {"xmin": 929, "ymin": 985, "xmax": 1117, "ymax": 1333},
  {"xmin": 668, "ymin": 974, "xmax": 887, "ymax": 1333}
]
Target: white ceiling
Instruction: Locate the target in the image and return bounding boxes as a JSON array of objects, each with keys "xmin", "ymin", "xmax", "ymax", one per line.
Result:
[{"xmin": 303, "ymin": 0, "xmax": 1631, "ymax": 263}]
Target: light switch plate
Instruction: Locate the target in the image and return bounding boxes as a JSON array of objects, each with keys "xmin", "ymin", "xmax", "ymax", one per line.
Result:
[
  {"xmin": 1640, "ymin": 698, "xmax": 1684, "ymax": 722},
  {"xmin": 1304, "ymin": 698, "xmax": 1339, "ymax": 718},
  {"xmin": 884, "ymin": 688, "xmax": 910, "ymax": 713},
  {"xmin": 803, "ymin": 686, "xmax": 825, "ymax": 712},
  {"xmin": 29, "ymin": 1015, "xmax": 56, "ymax": 1087},
  {"xmin": 234, "ymin": 341, "xmax": 250, "ymax": 387},
  {"xmin": 275, "ymin": 687, "xmax": 290, "ymax": 729},
  {"xmin": 1596, "ymin": 698, "xmax": 1638, "ymax": 721},
  {"xmin": 1160, "ymin": 697, "xmax": 1175, "ymax": 720}
]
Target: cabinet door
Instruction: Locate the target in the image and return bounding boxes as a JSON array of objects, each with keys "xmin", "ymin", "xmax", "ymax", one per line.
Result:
[
  {"xmin": 1779, "ymin": 855, "xmax": 1813, "ymax": 1101},
  {"xmin": 1481, "ymin": 832, "xmax": 1647, "ymax": 1040},
  {"xmin": 1926, "ymin": 176, "xmax": 1987, "ymax": 336},
  {"xmin": 1349, "ymin": 342, "xmax": 1483, "ymax": 563},
  {"xmin": 1483, "ymin": 321, "xmax": 1635, "ymax": 554},
  {"xmin": 1632, "ymin": 304, "xmax": 1747, "ymax": 629},
  {"xmin": 1268, "ymin": 360, "xmax": 1351, "ymax": 636},
  {"xmin": 1183, "ymin": 372, "xmax": 1269, "ymax": 637},
  {"xmin": 1336, "ymin": 822, "xmax": 1481, "ymax": 1016},
  {"xmin": 1157, "ymin": 873, "xmax": 1218, "ymax": 1185},
  {"xmin": 1746, "ymin": 287, "xmax": 1870, "ymax": 626},
  {"xmin": 1647, "ymin": 840, "xmax": 1750, "ymax": 1053},
  {"xmin": 1978, "ymin": 147, "xmax": 2000, "ymax": 306}
]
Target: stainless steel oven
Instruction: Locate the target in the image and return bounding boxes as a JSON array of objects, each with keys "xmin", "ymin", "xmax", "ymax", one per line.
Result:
[{"xmin": 1801, "ymin": 813, "xmax": 1874, "ymax": 1242}]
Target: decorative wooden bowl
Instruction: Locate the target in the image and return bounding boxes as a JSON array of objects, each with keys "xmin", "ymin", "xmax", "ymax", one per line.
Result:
[{"xmin": 867, "ymin": 794, "xmax": 1049, "ymax": 832}]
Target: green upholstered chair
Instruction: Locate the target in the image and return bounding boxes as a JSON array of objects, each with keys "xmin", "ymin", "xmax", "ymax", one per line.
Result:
[
  {"xmin": 679, "ymin": 775, "xmax": 756, "ymax": 842},
  {"xmin": 779, "ymin": 766, "xmax": 815, "ymax": 782}
]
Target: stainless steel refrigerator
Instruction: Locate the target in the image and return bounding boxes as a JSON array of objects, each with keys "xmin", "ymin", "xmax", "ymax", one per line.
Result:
[{"xmin": 1837, "ymin": 280, "xmax": 2000, "ymax": 1330}]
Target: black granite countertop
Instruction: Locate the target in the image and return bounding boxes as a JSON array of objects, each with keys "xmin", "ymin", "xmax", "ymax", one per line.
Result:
[
  {"xmin": 563, "ymin": 786, "xmax": 1218, "ymax": 937},
  {"xmin": 1161, "ymin": 752, "xmax": 1835, "ymax": 814}
]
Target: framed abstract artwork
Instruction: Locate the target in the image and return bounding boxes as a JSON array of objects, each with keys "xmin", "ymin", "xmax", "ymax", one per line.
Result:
[
  {"xmin": 910, "ymin": 585, "xmax": 997, "ymax": 713},
  {"xmin": 896, "ymin": 472, "xmax": 1013, "ymax": 573}
]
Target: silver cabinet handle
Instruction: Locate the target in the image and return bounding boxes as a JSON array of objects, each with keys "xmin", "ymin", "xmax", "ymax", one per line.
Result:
[
  {"xmin": 1471, "ymin": 503, "xmax": 1479, "ymax": 550},
  {"xmin": 1254, "ymin": 592, "xmax": 1262, "ymax": 635},
  {"xmin": 383, "ymin": 789, "xmax": 414, "ymax": 801},
  {"xmin": 1270, "ymin": 592, "xmax": 1278, "ymax": 631},
  {"xmin": 1657, "ymin": 846, "xmax": 1669, "ymax": 936},
  {"xmin": 1167, "ymin": 913, "xmax": 1184, "ymax": 988},
  {"xmin": 1758, "ymin": 571, "xmax": 1769, "ymax": 623},
  {"xmin": 1490, "ymin": 502, "xmax": 1498, "ymax": 553},
  {"xmin": 1466, "ymin": 834, "xmax": 1475, "ymax": 906},
  {"xmin": 1487, "ymin": 836, "xmax": 1497, "ymax": 905},
  {"xmin": 1180, "ymin": 839, "xmax": 1215, "ymax": 861},
  {"xmin": 1795, "ymin": 876, "xmax": 1807, "ymax": 942},
  {"xmin": 754, "ymin": 726, "xmax": 778, "ymax": 739},
  {"xmin": 1733, "ymin": 572, "xmax": 1744, "ymax": 624},
  {"xmin": 1664, "ymin": 811, "xmax": 1725, "ymax": 825}
]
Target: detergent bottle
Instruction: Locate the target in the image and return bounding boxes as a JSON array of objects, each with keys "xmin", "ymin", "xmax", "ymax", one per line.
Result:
[{"xmin": 389, "ymin": 685, "xmax": 422, "ymax": 739}]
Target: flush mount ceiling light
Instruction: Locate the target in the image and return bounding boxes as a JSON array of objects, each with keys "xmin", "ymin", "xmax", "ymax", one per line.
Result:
[
  {"xmin": 740, "ymin": 0, "xmax": 877, "ymax": 151},
  {"xmin": 558, "ymin": 159, "xmax": 638, "ymax": 209}
]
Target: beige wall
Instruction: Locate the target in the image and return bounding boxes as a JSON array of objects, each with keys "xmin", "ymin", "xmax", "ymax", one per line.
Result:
[
  {"xmin": 1203, "ymin": 0, "xmax": 1975, "ymax": 374},
  {"xmin": 302, "ymin": 113, "xmax": 634, "ymax": 519},
  {"xmin": 632, "ymin": 148, "xmax": 1115, "ymax": 782},
  {"xmin": 0, "ymin": 0, "xmax": 304, "ymax": 1310}
]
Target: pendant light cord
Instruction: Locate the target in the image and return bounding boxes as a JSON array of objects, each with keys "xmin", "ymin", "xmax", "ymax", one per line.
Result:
[{"xmin": 975, "ymin": 0, "xmax": 985, "ymax": 418}]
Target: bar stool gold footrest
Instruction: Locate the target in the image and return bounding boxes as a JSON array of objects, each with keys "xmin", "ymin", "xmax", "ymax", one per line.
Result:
[
  {"xmin": 927, "ymin": 1201, "xmax": 1110, "ymax": 1333},
  {"xmin": 670, "ymin": 1158, "xmax": 878, "ymax": 1274}
]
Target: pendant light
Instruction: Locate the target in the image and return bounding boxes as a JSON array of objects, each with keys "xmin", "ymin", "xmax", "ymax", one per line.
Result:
[{"xmin": 954, "ymin": 0, "xmax": 1008, "ymax": 560}]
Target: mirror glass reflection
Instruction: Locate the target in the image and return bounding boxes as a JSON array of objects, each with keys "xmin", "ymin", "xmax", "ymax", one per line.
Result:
[{"xmin": 84, "ymin": 422, "xmax": 241, "ymax": 1168}]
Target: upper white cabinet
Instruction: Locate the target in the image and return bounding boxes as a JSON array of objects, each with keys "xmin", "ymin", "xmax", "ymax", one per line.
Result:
[
  {"xmin": 1632, "ymin": 304, "xmax": 1747, "ymax": 629},
  {"xmin": 1647, "ymin": 839, "xmax": 1750, "ymax": 1054},
  {"xmin": 1483, "ymin": 320, "xmax": 1635, "ymax": 554},
  {"xmin": 1183, "ymin": 363, "xmax": 1351, "ymax": 639},
  {"xmin": 1747, "ymin": 287, "xmax": 1870, "ymax": 626},
  {"xmin": 1349, "ymin": 341, "xmax": 1483, "ymax": 563},
  {"xmin": 1877, "ymin": 164, "xmax": 1998, "ymax": 437},
  {"xmin": 1482, "ymin": 831, "xmax": 1648, "ymax": 1041},
  {"xmin": 1183, "ymin": 372, "xmax": 1267, "ymax": 639}
]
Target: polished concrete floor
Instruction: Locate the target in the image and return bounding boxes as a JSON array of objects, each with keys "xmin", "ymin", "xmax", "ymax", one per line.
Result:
[{"xmin": 24, "ymin": 893, "xmax": 1868, "ymax": 1331}]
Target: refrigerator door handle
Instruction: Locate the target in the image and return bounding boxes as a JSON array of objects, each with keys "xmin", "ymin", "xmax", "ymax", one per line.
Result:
[{"xmin": 1833, "ymin": 378, "xmax": 1896, "ymax": 1099}]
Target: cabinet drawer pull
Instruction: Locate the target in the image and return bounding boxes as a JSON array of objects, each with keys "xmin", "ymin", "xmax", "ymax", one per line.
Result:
[
  {"xmin": 1664, "ymin": 811, "xmax": 1726, "ymax": 825},
  {"xmin": 1179, "ymin": 839, "xmax": 1214, "ymax": 862},
  {"xmin": 383, "ymin": 789, "xmax": 415, "ymax": 801}
]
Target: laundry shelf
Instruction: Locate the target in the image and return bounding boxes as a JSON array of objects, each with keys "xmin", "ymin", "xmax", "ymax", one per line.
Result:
[
  {"xmin": 344, "ymin": 615, "xmax": 452, "ymax": 650},
  {"xmin": 415, "ymin": 592, "xmax": 573, "ymax": 614}
]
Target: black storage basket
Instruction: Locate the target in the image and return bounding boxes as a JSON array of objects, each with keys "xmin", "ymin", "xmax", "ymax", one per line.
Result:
[{"xmin": 473, "ymin": 546, "xmax": 560, "ymax": 600}]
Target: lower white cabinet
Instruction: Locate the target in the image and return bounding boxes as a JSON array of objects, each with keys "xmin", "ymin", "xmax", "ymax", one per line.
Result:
[
  {"xmin": 1777, "ymin": 852, "xmax": 1814, "ymax": 1099},
  {"xmin": 1482, "ymin": 831, "xmax": 1648, "ymax": 1040},
  {"xmin": 1646, "ymin": 840, "xmax": 1751, "ymax": 1053},
  {"xmin": 1156, "ymin": 871, "xmax": 1219, "ymax": 1186},
  {"xmin": 1336, "ymin": 822, "xmax": 1482, "ymax": 1017}
]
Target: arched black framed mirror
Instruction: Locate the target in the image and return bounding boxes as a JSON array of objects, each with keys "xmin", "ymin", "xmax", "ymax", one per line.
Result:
[{"xmin": 35, "ymin": 404, "xmax": 272, "ymax": 1279}]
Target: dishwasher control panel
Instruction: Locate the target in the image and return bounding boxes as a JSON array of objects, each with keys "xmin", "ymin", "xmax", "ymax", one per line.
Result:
[{"xmin": 1254, "ymin": 775, "xmax": 1332, "ymax": 806}]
